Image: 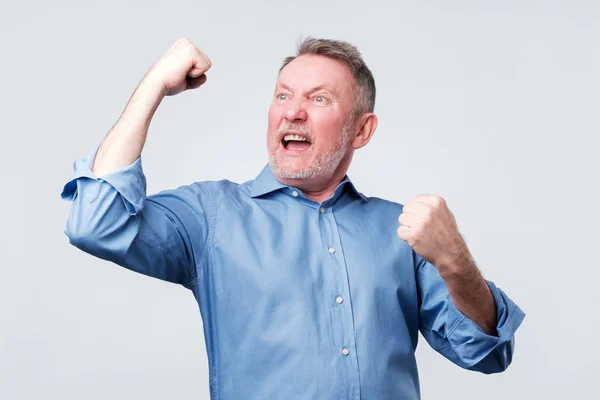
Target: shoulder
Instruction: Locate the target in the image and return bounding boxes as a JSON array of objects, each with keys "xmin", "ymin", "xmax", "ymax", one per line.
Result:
[
  {"xmin": 361, "ymin": 194, "xmax": 405, "ymax": 216},
  {"xmin": 153, "ymin": 178, "xmax": 255, "ymax": 207},
  {"xmin": 338, "ymin": 190, "xmax": 405, "ymax": 229}
]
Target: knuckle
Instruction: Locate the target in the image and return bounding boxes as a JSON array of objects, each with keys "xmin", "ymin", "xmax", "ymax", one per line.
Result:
[
  {"xmin": 424, "ymin": 208, "xmax": 433, "ymax": 219},
  {"xmin": 421, "ymin": 218, "xmax": 431, "ymax": 230},
  {"xmin": 185, "ymin": 43, "xmax": 196, "ymax": 54}
]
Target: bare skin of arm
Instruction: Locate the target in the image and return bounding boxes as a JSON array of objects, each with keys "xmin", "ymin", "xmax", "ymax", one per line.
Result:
[
  {"xmin": 92, "ymin": 37, "xmax": 212, "ymax": 177},
  {"xmin": 436, "ymin": 237, "xmax": 497, "ymax": 335}
]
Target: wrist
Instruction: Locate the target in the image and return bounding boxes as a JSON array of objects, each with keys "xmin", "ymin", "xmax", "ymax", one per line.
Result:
[
  {"xmin": 137, "ymin": 74, "xmax": 168, "ymax": 98},
  {"xmin": 435, "ymin": 247, "xmax": 476, "ymax": 281}
]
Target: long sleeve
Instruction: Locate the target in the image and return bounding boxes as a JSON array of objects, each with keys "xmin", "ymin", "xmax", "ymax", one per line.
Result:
[
  {"xmin": 415, "ymin": 253, "xmax": 525, "ymax": 373},
  {"xmin": 61, "ymin": 146, "xmax": 214, "ymax": 286}
]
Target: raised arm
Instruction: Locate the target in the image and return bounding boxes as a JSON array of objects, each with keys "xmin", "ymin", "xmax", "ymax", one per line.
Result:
[
  {"xmin": 93, "ymin": 37, "xmax": 211, "ymax": 176},
  {"xmin": 62, "ymin": 38, "xmax": 214, "ymax": 286}
]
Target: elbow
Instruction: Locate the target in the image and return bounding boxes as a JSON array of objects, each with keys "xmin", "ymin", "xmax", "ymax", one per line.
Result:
[
  {"xmin": 64, "ymin": 216, "xmax": 101, "ymax": 255},
  {"xmin": 63, "ymin": 179, "xmax": 141, "ymax": 262},
  {"xmin": 469, "ymin": 338, "xmax": 516, "ymax": 374},
  {"xmin": 64, "ymin": 209, "xmax": 136, "ymax": 263}
]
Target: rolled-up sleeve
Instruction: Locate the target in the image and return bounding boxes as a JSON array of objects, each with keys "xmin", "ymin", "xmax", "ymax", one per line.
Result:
[
  {"xmin": 61, "ymin": 146, "xmax": 146, "ymax": 215},
  {"xmin": 416, "ymin": 254, "xmax": 525, "ymax": 374},
  {"xmin": 61, "ymin": 146, "xmax": 213, "ymax": 286}
]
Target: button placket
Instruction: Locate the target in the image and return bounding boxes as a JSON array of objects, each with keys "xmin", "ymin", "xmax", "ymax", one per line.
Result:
[{"xmin": 326, "ymin": 208, "xmax": 361, "ymax": 400}]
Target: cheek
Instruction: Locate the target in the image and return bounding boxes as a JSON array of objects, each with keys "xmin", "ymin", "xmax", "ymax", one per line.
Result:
[
  {"xmin": 267, "ymin": 105, "xmax": 282, "ymax": 139},
  {"xmin": 312, "ymin": 113, "xmax": 347, "ymax": 147}
]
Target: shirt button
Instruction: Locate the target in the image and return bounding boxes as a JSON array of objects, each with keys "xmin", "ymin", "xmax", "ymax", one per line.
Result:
[
  {"xmin": 328, "ymin": 247, "xmax": 336, "ymax": 254},
  {"xmin": 342, "ymin": 348, "xmax": 350, "ymax": 356},
  {"xmin": 336, "ymin": 296, "xmax": 343, "ymax": 304},
  {"xmin": 292, "ymin": 191, "xmax": 299, "ymax": 197},
  {"xmin": 320, "ymin": 207, "xmax": 325, "ymax": 214}
]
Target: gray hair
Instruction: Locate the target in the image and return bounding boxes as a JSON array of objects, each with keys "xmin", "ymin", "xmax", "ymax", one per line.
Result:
[{"xmin": 279, "ymin": 37, "xmax": 376, "ymax": 119}]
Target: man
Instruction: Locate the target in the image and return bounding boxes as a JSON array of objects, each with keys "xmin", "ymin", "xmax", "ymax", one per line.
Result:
[{"xmin": 62, "ymin": 37, "xmax": 525, "ymax": 399}]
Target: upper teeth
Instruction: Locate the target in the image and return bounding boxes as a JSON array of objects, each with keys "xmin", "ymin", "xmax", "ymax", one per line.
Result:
[{"xmin": 284, "ymin": 134, "xmax": 308, "ymax": 142}]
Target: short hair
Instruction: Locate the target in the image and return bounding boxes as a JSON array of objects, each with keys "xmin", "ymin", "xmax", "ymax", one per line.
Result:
[{"xmin": 279, "ymin": 37, "xmax": 376, "ymax": 119}]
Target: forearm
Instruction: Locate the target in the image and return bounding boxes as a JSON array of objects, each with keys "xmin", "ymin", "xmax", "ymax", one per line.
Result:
[
  {"xmin": 437, "ymin": 246, "xmax": 497, "ymax": 336},
  {"xmin": 93, "ymin": 78, "xmax": 165, "ymax": 177}
]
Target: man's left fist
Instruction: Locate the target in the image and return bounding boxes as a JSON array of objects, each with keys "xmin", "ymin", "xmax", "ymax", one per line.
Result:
[{"xmin": 397, "ymin": 194, "xmax": 467, "ymax": 270}]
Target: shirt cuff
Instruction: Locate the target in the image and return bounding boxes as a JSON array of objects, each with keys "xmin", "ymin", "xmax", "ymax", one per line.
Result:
[
  {"xmin": 60, "ymin": 145, "xmax": 147, "ymax": 215},
  {"xmin": 446, "ymin": 280, "xmax": 526, "ymax": 368}
]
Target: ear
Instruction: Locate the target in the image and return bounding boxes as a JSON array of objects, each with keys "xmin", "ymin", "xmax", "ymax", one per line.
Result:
[{"xmin": 351, "ymin": 113, "xmax": 378, "ymax": 150}]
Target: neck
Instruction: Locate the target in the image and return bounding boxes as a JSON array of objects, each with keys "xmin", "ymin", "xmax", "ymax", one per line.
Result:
[
  {"xmin": 276, "ymin": 158, "xmax": 352, "ymax": 204},
  {"xmin": 272, "ymin": 148, "xmax": 355, "ymax": 203},
  {"xmin": 297, "ymin": 176, "xmax": 345, "ymax": 203}
]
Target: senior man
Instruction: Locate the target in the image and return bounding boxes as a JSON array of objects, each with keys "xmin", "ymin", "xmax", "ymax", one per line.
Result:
[{"xmin": 62, "ymin": 37, "xmax": 525, "ymax": 399}]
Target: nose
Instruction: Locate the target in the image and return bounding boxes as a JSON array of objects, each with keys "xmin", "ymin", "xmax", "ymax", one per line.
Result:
[{"xmin": 284, "ymin": 99, "xmax": 308, "ymax": 122}]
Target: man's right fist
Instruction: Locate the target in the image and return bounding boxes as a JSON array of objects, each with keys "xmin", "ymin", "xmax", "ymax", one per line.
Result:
[{"xmin": 145, "ymin": 37, "xmax": 212, "ymax": 96}]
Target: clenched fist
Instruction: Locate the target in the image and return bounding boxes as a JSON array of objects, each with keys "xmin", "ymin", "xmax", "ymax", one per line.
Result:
[
  {"xmin": 144, "ymin": 37, "xmax": 212, "ymax": 96},
  {"xmin": 397, "ymin": 195, "xmax": 471, "ymax": 273}
]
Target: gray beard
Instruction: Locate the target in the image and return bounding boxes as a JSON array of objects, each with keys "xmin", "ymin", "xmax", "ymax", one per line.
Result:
[
  {"xmin": 269, "ymin": 142, "xmax": 348, "ymax": 180},
  {"xmin": 269, "ymin": 120, "xmax": 354, "ymax": 180}
]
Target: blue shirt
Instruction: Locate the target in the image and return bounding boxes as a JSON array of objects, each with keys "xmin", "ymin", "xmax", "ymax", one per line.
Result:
[{"xmin": 61, "ymin": 147, "xmax": 525, "ymax": 400}]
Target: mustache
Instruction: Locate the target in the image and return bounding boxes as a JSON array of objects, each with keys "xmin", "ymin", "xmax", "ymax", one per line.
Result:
[{"xmin": 277, "ymin": 122, "xmax": 315, "ymax": 142}]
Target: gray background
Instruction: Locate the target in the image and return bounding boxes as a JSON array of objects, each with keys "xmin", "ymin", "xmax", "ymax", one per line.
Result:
[{"xmin": 1, "ymin": 0, "xmax": 598, "ymax": 399}]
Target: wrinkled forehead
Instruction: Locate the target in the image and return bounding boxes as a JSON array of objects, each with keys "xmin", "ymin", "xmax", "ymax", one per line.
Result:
[{"xmin": 276, "ymin": 54, "xmax": 354, "ymax": 95}]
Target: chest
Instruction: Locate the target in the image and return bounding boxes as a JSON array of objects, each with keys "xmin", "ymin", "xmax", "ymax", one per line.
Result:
[{"xmin": 206, "ymin": 196, "xmax": 418, "ymax": 319}]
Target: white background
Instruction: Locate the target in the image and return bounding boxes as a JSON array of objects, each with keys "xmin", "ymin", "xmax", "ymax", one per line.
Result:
[{"xmin": 1, "ymin": 0, "xmax": 598, "ymax": 398}]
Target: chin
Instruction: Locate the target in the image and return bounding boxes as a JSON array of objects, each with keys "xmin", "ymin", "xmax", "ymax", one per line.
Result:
[
  {"xmin": 271, "ymin": 163, "xmax": 316, "ymax": 180},
  {"xmin": 269, "ymin": 159, "xmax": 316, "ymax": 180},
  {"xmin": 269, "ymin": 144, "xmax": 347, "ymax": 181}
]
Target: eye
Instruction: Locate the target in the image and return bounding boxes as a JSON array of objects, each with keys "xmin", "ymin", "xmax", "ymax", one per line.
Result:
[
  {"xmin": 313, "ymin": 95, "xmax": 330, "ymax": 105},
  {"xmin": 276, "ymin": 93, "xmax": 289, "ymax": 101}
]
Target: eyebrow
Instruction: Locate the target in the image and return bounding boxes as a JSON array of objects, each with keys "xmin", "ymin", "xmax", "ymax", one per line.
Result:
[{"xmin": 278, "ymin": 83, "xmax": 338, "ymax": 96}]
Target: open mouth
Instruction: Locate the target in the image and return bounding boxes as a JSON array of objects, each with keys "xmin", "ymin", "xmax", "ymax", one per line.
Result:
[{"xmin": 281, "ymin": 133, "xmax": 312, "ymax": 152}]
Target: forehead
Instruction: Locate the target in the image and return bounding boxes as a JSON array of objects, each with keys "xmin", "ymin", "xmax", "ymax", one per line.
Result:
[{"xmin": 277, "ymin": 54, "xmax": 354, "ymax": 94}]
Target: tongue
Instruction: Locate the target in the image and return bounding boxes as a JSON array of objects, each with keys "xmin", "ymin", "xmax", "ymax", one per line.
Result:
[{"xmin": 287, "ymin": 141, "xmax": 311, "ymax": 151}]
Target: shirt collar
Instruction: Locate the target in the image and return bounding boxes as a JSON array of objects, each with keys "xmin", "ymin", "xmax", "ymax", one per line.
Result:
[{"xmin": 250, "ymin": 164, "xmax": 367, "ymax": 202}]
